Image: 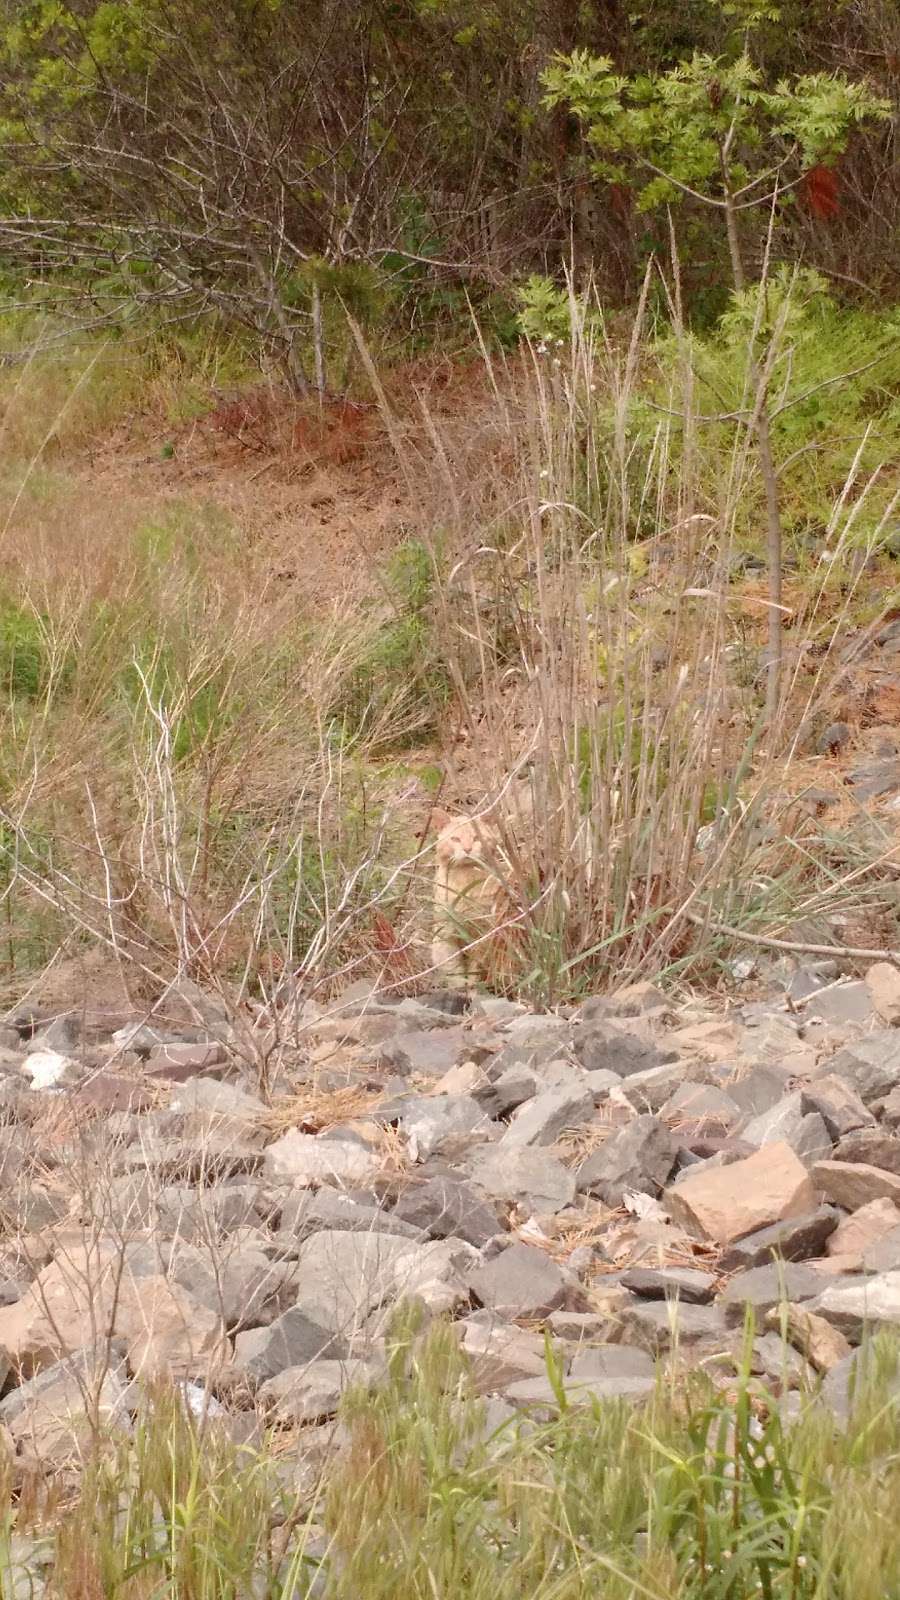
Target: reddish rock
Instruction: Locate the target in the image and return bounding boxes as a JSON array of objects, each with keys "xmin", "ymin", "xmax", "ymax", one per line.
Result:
[
  {"xmin": 812, "ymin": 1159, "xmax": 900, "ymax": 1211},
  {"xmin": 74, "ymin": 1072, "xmax": 156, "ymax": 1114},
  {"xmin": 827, "ymin": 1197, "xmax": 900, "ymax": 1261},
  {"xmin": 664, "ymin": 1142, "xmax": 815, "ymax": 1245},
  {"xmin": 144, "ymin": 1043, "xmax": 227, "ymax": 1082},
  {"xmin": 0, "ymin": 1244, "xmax": 224, "ymax": 1380}
]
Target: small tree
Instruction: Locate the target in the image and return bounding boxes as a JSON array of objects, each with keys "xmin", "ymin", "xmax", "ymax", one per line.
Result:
[{"xmin": 543, "ymin": 34, "xmax": 889, "ymax": 720}]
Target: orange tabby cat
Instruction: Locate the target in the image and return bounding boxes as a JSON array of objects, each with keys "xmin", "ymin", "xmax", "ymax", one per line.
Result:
[{"xmin": 429, "ymin": 794, "xmax": 532, "ymax": 987}]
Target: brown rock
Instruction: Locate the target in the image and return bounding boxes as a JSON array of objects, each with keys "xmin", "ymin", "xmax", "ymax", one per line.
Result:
[
  {"xmin": 800, "ymin": 1076, "xmax": 874, "ymax": 1140},
  {"xmin": 144, "ymin": 1043, "xmax": 227, "ymax": 1082},
  {"xmin": 865, "ymin": 962, "xmax": 900, "ymax": 1026},
  {"xmin": 3, "ymin": 1362, "xmax": 129, "ymax": 1464},
  {"xmin": 0, "ymin": 1245, "xmax": 121, "ymax": 1376},
  {"xmin": 73, "ymin": 1072, "xmax": 156, "ymax": 1114},
  {"xmin": 113, "ymin": 1274, "xmax": 226, "ymax": 1379},
  {"xmin": 664, "ymin": 1142, "xmax": 815, "ymax": 1245},
  {"xmin": 668, "ymin": 1020, "xmax": 742, "ymax": 1062},
  {"xmin": 832, "ymin": 1131, "xmax": 900, "ymax": 1174},
  {"xmin": 827, "ymin": 1197, "xmax": 900, "ymax": 1261},
  {"xmin": 764, "ymin": 1303, "xmax": 851, "ymax": 1373},
  {"xmin": 0, "ymin": 1244, "xmax": 224, "ymax": 1380},
  {"xmin": 812, "ymin": 1160, "xmax": 900, "ymax": 1211}
]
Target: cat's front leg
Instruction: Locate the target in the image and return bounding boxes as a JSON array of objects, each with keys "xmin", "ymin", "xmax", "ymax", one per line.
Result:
[{"xmin": 431, "ymin": 936, "xmax": 470, "ymax": 989}]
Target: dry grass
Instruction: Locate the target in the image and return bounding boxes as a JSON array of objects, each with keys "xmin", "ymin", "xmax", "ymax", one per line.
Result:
[{"xmin": 1, "ymin": 303, "xmax": 900, "ymax": 1046}]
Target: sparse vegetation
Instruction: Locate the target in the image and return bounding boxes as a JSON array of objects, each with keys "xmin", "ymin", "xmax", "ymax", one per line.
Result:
[
  {"xmin": 1, "ymin": 1316, "xmax": 900, "ymax": 1599},
  {"xmin": 1, "ymin": 2, "xmax": 900, "ymax": 1584}
]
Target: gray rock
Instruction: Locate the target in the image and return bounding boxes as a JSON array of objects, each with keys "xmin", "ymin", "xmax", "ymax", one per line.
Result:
[
  {"xmin": 817, "ymin": 721, "xmax": 851, "ymax": 756},
  {"xmin": 793, "ymin": 1113, "xmax": 834, "ymax": 1167},
  {"xmin": 660, "ymin": 1083, "xmax": 740, "ymax": 1128},
  {"xmin": 577, "ymin": 986, "xmax": 668, "ymax": 1023},
  {"xmin": 263, "ymin": 1130, "xmax": 378, "ymax": 1187},
  {"xmin": 547, "ymin": 1309, "xmax": 612, "ymax": 1342},
  {"xmin": 727, "ymin": 1067, "xmax": 795, "ymax": 1120},
  {"xmin": 380, "ymin": 1026, "xmax": 477, "ymax": 1078},
  {"xmin": 879, "ymin": 1084, "xmax": 900, "ymax": 1127},
  {"xmin": 122, "ymin": 1134, "xmax": 263, "ymax": 1181},
  {"xmin": 571, "ymin": 1020, "xmax": 675, "ymax": 1079},
  {"xmin": 719, "ymin": 1262, "xmax": 824, "ymax": 1328},
  {"xmin": 800, "ymin": 1076, "xmax": 875, "ymax": 1139},
  {"xmin": 619, "ymin": 1062, "xmax": 687, "ymax": 1112},
  {"xmin": 0, "ymin": 1350, "xmax": 128, "ymax": 1462},
  {"xmin": 813, "ymin": 1272, "xmax": 900, "ymax": 1341},
  {"xmin": 466, "ymin": 1243, "xmax": 567, "ymax": 1319},
  {"xmin": 393, "ymin": 1176, "xmax": 502, "ymax": 1247},
  {"xmin": 504, "ymin": 1369, "xmax": 654, "ymax": 1412},
  {"xmin": 620, "ymin": 1267, "xmax": 716, "ymax": 1304},
  {"xmin": 719, "ymin": 1207, "xmax": 840, "ymax": 1271},
  {"xmin": 586, "ymin": 1069, "xmax": 623, "ymax": 1100},
  {"xmin": 821, "ymin": 1035, "xmax": 900, "ymax": 1104},
  {"xmin": 568, "ymin": 1342, "xmax": 655, "ymax": 1382},
  {"xmin": 28, "ymin": 1012, "xmax": 80, "ymax": 1053},
  {"xmin": 786, "ymin": 964, "xmax": 840, "ymax": 1002},
  {"xmin": 466, "ymin": 1146, "xmax": 575, "ymax": 1214},
  {"xmin": 616, "ymin": 1299, "xmax": 725, "ymax": 1355},
  {"xmin": 458, "ymin": 1318, "xmax": 548, "ymax": 1390},
  {"xmin": 820, "ymin": 1345, "xmax": 900, "ymax": 1424},
  {"xmin": 154, "ymin": 1183, "xmax": 265, "ymax": 1241},
  {"xmin": 752, "ymin": 1331, "xmax": 816, "ymax": 1388},
  {"xmin": 833, "ymin": 1131, "xmax": 900, "ymax": 1174},
  {"xmin": 480, "ymin": 1018, "xmax": 571, "ymax": 1077},
  {"xmin": 740, "ymin": 1091, "xmax": 806, "ymax": 1149},
  {"xmin": 143, "ymin": 1042, "xmax": 228, "ymax": 1080},
  {"xmin": 189, "ymin": 1248, "xmax": 286, "ymax": 1331},
  {"xmin": 168, "ymin": 1076, "xmax": 265, "ymax": 1128},
  {"xmin": 0, "ymin": 1128, "xmax": 23, "ymax": 1188},
  {"xmin": 576, "ymin": 1115, "xmax": 676, "ymax": 1204},
  {"xmin": 490, "ymin": 1067, "xmax": 538, "ymax": 1116},
  {"xmin": 258, "ymin": 1358, "xmax": 380, "ymax": 1422},
  {"xmin": 112, "ymin": 1022, "xmax": 205, "ymax": 1056},
  {"xmin": 805, "ymin": 981, "xmax": 874, "ymax": 1026},
  {"xmin": 233, "ymin": 1307, "xmax": 347, "ymax": 1381},
  {"xmin": 293, "ymin": 1229, "xmax": 473, "ymax": 1335},
  {"xmin": 846, "ymin": 756, "xmax": 900, "ymax": 801},
  {"xmin": 400, "ymin": 1095, "xmax": 490, "ymax": 1159},
  {"xmin": 279, "ymin": 1189, "xmax": 423, "ymax": 1241},
  {"xmin": 500, "ymin": 1083, "xmax": 594, "ymax": 1150}
]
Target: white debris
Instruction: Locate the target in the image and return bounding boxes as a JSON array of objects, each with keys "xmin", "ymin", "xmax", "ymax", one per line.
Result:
[
  {"xmin": 178, "ymin": 1382, "xmax": 225, "ymax": 1420},
  {"xmin": 25, "ymin": 1050, "xmax": 73, "ymax": 1091}
]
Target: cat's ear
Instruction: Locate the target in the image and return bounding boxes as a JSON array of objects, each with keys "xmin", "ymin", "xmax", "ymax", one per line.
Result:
[{"xmin": 424, "ymin": 806, "xmax": 452, "ymax": 837}]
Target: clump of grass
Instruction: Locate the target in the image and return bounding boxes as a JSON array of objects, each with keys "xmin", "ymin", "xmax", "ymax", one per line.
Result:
[
  {"xmin": 391, "ymin": 287, "xmax": 900, "ymax": 1001},
  {"xmin": 328, "ymin": 537, "xmax": 452, "ymax": 751},
  {"xmin": 3, "ymin": 1320, "xmax": 899, "ymax": 1599}
]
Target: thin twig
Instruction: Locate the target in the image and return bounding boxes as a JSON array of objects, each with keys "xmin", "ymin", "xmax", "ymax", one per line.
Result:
[{"xmin": 687, "ymin": 912, "xmax": 897, "ymax": 965}]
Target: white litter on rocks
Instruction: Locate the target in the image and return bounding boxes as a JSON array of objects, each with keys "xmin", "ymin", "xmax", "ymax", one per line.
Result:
[
  {"xmin": 178, "ymin": 1381, "xmax": 225, "ymax": 1420},
  {"xmin": 25, "ymin": 1050, "xmax": 72, "ymax": 1091}
]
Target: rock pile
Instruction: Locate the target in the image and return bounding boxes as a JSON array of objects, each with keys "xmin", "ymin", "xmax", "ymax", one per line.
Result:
[{"xmin": 2, "ymin": 962, "xmax": 900, "ymax": 1471}]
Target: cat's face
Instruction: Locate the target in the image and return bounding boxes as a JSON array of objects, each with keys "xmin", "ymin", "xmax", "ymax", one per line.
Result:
[{"xmin": 434, "ymin": 817, "xmax": 491, "ymax": 868}]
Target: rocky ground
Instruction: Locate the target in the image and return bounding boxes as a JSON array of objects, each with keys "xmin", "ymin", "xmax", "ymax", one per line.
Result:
[{"xmin": 3, "ymin": 959, "xmax": 900, "ymax": 1493}]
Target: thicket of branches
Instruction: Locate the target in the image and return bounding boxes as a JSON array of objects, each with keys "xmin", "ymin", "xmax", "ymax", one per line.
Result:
[{"xmin": 0, "ymin": 0, "xmax": 898, "ymax": 381}]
